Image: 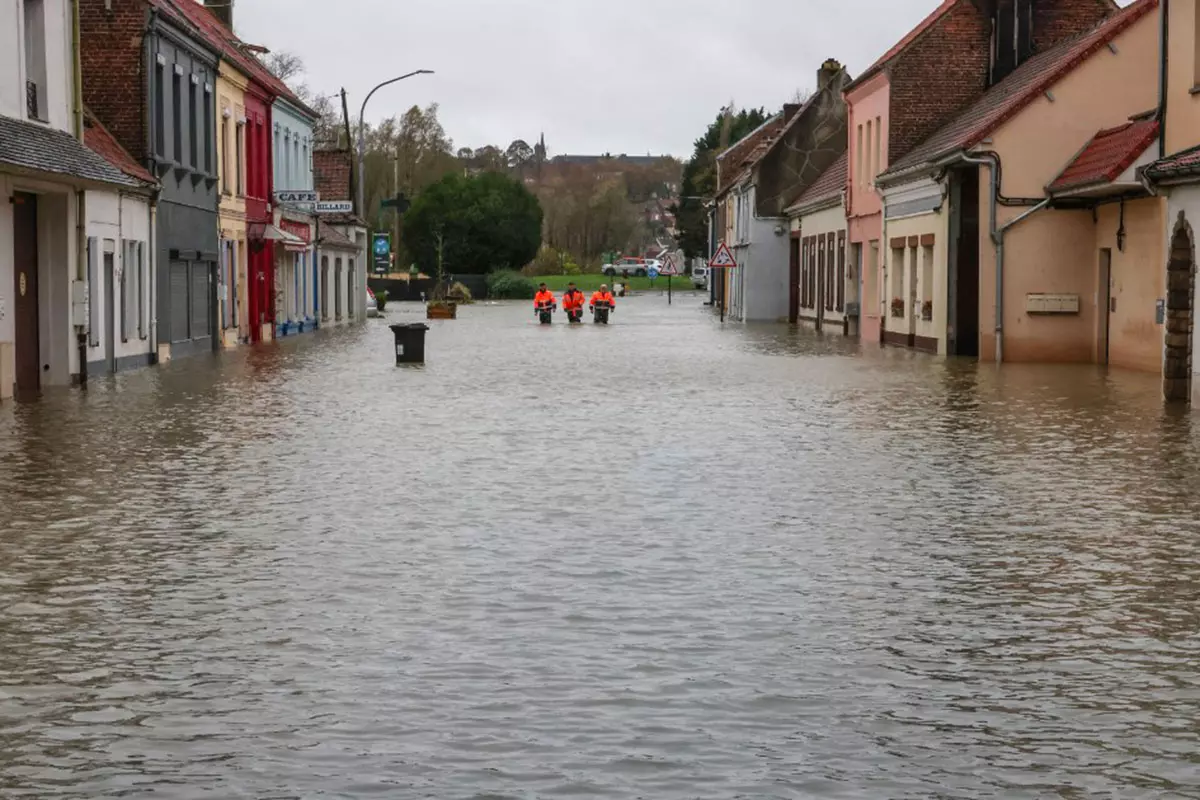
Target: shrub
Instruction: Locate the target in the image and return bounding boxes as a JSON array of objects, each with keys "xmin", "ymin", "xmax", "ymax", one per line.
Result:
[
  {"xmin": 375, "ymin": 289, "xmax": 388, "ymax": 312},
  {"xmin": 448, "ymin": 281, "xmax": 475, "ymax": 304},
  {"xmin": 487, "ymin": 270, "xmax": 536, "ymax": 299}
]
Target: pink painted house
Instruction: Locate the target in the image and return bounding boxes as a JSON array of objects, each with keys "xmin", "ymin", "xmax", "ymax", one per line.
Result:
[{"xmin": 844, "ymin": 0, "xmax": 1117, "ymax": 345}]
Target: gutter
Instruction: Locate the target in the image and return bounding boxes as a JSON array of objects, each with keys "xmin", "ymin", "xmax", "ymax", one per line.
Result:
[
  {"xmin": 71, "ymin": 0, "xmax": 87, "ymax": 387},
  {"xmin": 1159, "ymin": 0, "xmax": 1169, "ymax": 157}
]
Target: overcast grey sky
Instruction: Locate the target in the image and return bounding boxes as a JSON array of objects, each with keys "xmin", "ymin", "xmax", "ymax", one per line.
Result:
[{"xmin": 230, "ymin": 0, "xmax": 1132, "ymax": 159}]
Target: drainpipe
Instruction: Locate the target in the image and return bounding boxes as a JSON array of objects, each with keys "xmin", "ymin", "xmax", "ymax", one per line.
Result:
[
  {"xmin": 958, "ymin": 152, "xmax": 1050, "ymax": 364},
  {"xmin": 1160, "ymin": 0, "xmax": 1169, "ymax": 157},
  {"xmin": 69, "ymin": 0, "xmax": 83, "ymax": 139}
]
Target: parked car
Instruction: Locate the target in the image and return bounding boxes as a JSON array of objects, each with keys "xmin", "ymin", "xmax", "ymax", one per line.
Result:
[
  {"xmin": 602, "ymin": 257, "xmax": 648, "ymax": 278},
  {"xmin": 366, "ymin": 286, "xmax": 379, "ymax": 317},
  {"xmin": 692, "ymin": 264, "xmax": 708, "ymax": 290}
]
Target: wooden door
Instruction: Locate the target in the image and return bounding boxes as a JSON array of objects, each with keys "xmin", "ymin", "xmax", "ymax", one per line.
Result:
[
  {"xmin": 1098, "ymin": 248, "xmax": 1112, "ymax": 365},
  {"xmin": 13, "ymin": 192, "xmax": 39, "ymax": 396}
]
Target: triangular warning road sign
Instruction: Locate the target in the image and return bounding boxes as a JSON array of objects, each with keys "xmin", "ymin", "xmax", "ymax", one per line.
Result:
[
  {"xmin": 660, "ymin": 255, "xmax": 680, "ymax": 276},
  {"xmin": 708, "ymin": 242, "xmax": 737, "ymax": 269}
]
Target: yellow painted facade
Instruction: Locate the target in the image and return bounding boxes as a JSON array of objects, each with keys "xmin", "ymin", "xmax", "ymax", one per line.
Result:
[{"xmin": 216, "ymin": 60, "xmax": 249, "ymax": 348}]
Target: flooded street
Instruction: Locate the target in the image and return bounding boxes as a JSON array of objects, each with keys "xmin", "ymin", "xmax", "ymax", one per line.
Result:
[{"xmin": 3, "ymin": 292, "xmax": 1200, "ymax": 799}]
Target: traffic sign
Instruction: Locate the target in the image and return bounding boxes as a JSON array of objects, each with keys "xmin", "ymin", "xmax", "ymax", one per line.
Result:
[
  {"xmin": 372, "ymin": 233, "xmax": 391, "ymax": 274},
  {"xmin": 708, "ymin": 242, "xmax": 737, "ymax": 269},
  {"xmin": 660, "ymin": 255, "xmax": 680, "ymax": 276},
  {"xmin": 648, "ymin": 266, "xmax": 659, "ymax": 280}
]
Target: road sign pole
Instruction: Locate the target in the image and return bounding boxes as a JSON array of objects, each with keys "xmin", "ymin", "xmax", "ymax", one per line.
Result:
[{"xmin": 668, "ymin": 274, "xmax": 672, "ymax": 305}]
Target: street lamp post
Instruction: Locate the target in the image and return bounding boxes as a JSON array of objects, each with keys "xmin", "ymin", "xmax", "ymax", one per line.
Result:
[{"xmin": 354, "ymin": 70, "xmax": 434, "ymax": 220}]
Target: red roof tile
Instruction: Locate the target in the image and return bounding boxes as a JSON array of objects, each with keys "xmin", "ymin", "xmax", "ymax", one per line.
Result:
[
  {"xmin": 83, "ymin": 108, "xmax": 155, "ymax": 185},
  {"xmin": 845, "ymin": 0, "xmax": 959, "ymax": 93},
  {"xmin": 788, "ymin": 152, "xmax": 848, "ymax": 212},
  {"xmin": 1048, "ymin": 118, "xmax": 1158, "ymax": 192},
  {"xmin": 882, "ymin": 0, "xmax": 1157, "ymax": 179},
  {"xmin": 162, "ymin": 0, "xmax": 313, "ymax": 115},
  {"xmin": 1145, "ymin": 144, "xmax": 1200, "ymax": 179}
]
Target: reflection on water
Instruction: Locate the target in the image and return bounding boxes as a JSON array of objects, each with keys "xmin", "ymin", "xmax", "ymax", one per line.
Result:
[{"xmin": 2, "ymin": 297, "xmax": 1200, "ymax": 799}]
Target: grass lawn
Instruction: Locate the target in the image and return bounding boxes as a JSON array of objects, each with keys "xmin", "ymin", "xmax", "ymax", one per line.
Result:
[{"xmin": 536, "ymin": 274, "xmax": 701, "ymax": 293}]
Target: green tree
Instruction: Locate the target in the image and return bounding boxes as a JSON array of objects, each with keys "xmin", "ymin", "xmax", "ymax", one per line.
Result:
[
  {"xmin": 403, "ymin": 172, "xmax": 543, "ymax": 276},
  {"xmin": 674, "ymin": 106, "xmax": 769, "ymax": 259}
]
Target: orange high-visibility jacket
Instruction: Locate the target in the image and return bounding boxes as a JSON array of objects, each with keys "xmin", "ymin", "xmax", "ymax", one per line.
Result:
[
  {"xmin": 561, "ymin": 289, "xmax": 586, "ymax": 310},
  {"xmin": 534, "ymin": 290, "xmax": 557, "ymax": 307},
  {"xmin": 590, "ymin": 291, "xmax": 614, "ymax": 308}
]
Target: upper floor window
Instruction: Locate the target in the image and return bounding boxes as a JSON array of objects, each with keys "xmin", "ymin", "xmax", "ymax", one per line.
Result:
[
  {"xmin": 23, "ymin": 0, "xmax": 48, "ymax": 122},
  {"xmin": 1194, "ymin": 7, "xmax": 1200, "ymax": 87},
  {"xmin": 172, "ymin": 66, "xmax": 183, "ymax": 163},
  {"xmin": 293, "ymin": 138, "xmax": 300, "ymax": 186},
  {"xmin": 235, "ymin": 121, "xmax": 245, "ymax": 196},
  {"xmin": 874, "ymin": 116, "xmax": 882, "ymax": 183},
  {"xmin": 221, "ymin": 110, "xmax": 231, "ymax": 194},
  {"xmin": 203, "ymin": 85, "xmax": 213, "ymax": 174},
  {"xmin": 188, "ymin": 77, "xmax": 198, "ymax": 169},
  {"xmin": 154, "ymin": 58, "xmax": 165, "ymax": 155}
]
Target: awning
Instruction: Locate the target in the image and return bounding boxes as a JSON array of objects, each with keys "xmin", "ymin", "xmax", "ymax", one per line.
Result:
[
  {"xmin": 249, "ymin": 223, "xmax": 306, "ymax": 246},
  {"xmin": 1048, "ymin": 118, "xmax": 1158, "ymax": 199}
]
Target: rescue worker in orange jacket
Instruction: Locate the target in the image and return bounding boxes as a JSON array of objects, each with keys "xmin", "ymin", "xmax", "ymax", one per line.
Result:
[
  {"xmin": 561, "ymin": 282, "xmax": 586, "ymax": 314},
  {"xmin": 590, "ymin": 285, "xmax": 615, "ymax": 313},
  {"xmin": 533, "ymin": 283, "xmax": 557, "ymax": 312}
]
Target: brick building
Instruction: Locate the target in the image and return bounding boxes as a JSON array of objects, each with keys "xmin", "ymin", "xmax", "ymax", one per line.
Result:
[
  {"xmin": 844, "ymin": 0, "xmax": 1117, "ymax": 345},
  {"xmin": 80, "ymin": 0, "xmax": 221, "ymax": 362}
]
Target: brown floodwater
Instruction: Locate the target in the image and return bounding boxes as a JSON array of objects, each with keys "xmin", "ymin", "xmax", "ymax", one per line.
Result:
[{"xmin": 2, "ymin": 293, "xmax": 1199, "ymax": 798}]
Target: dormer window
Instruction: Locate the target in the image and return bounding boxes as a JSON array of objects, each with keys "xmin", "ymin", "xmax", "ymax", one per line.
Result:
[
  {"xmin": 990, "ymin": 0, "xmax": 1034, "ymax": 85},
  {"xmin": 23, "ymin": 0, "xmax": 47, "ymax": 122}
]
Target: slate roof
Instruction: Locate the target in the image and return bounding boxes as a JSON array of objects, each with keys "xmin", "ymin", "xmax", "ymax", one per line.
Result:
[
  {"xmin": 162, "ymin": 0, "xmax": 315, "ymax": 117},
  {"xmin": 881, "ymin": 0, "xmax": 1157, "ymax": 181},
  {"xmin": 1048, "ymin": 117, "xmax": 1158, "ymax": 192},
  {"xmin": 715, "ymin": 114, "xmax": 786, "ymax": 196},
  {"xmin": 787, "ymin": 152, "xmax": 848, "ymax": 214},
  {"xmin": 317, "ymin": 219, "xmax": 356, "ymax": 250},
  {"xmin": 844, "ymin": 0, "xmax": 958, "ymax": 93},
  {"xmin": 83, "ymin": 109, "xmax": 156, "ymax": 185},
  {"xmin": 0, "ymin": 115, "xmax": 140, "ymax": 188}
]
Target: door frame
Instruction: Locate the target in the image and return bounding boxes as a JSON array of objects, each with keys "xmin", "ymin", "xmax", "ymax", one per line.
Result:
[{"xmin": 788, "ymin": 233, "xmax": 800, "ymax": 324}]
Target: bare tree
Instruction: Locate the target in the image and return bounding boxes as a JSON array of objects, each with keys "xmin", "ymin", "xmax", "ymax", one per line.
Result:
[{"xmin": 260, "ymin": 51, "xmax": 305, "ymax": 84}]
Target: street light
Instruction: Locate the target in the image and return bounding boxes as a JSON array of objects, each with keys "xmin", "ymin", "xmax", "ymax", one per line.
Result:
[{"xmin": 355, "ymin": 70, "xmax": 434, "ymax": 220}]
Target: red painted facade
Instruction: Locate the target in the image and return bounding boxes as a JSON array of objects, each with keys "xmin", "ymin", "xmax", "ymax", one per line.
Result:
[{"xmin": 244, "ymin": 89, "xmax": 274, "ymax": 341}]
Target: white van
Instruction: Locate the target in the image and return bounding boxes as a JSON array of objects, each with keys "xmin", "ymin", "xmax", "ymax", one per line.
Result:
[{"xmin": 691, "ymin": 264, "xmax": 708, "ymax": 290}]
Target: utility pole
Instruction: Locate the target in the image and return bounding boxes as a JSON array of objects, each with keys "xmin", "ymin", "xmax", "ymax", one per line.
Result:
[{"xmin": 393, "ymin": 153, "xmax": 400, "ymax": 275}]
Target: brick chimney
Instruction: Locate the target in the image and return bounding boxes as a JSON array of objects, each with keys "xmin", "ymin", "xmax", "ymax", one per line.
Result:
[
  {"xmin": 782, "ymin": 103, "xmax": 801, "ymax": 122},
  {"xmin": 204, "ymin": 0, "xmax": 234, "ymax": 28},
  {"xmin": 817, "ymin": 58, "xmax": 843, "ymax": 91}
]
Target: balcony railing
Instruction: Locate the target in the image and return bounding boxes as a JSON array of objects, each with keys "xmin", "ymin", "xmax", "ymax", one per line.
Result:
[{"xmin": 26, "ymin": 80, "xmax": 39, "ymax": 120}]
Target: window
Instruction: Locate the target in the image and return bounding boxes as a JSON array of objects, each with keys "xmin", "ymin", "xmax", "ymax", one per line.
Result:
[
  {"xmin": 154, "ymin": 61, "xmax": 165, "ymax": 155},
  {"xmin": 864, "ymin": 120, "xmax": 872, "ymax": 187},
  {"xmin": 921, "ymin": 243, "xmax": 934, "ymax": 319},
  {"xmin": 335, "ymin": 258, "xmax": 343, "ymax": 319},
  {"xmin": 302, "ymin": 142, "xmax": 308, "ymax": 188},
  {"xmin": 868, "ymin": 240, "xmax": 880, "ymax": 316},
  {"xmin": 203, "ymin": 85, "xmax": 213, "ymax": 174},
  {"xmin": 874, "ymin": 116, "xmax": 882, "ymax": 182},
  {"xmin": 235, "ymin": 122, "xmax": 244, "ymax": 195},
  {"xmin": 293, "ymin": 139, "xmax": 299, "ymax": 187},
  {"xmin": 87, "ymin": 238, "xmax": 99, "ymax": 346},
  {"xmin": 826, "ymin": 235, "xmax": 836, "ymax": 311},
  {"xmin": 172, "ymin": 68, "xmax": 182, "ymax": 162},
  {"xmin": 188, "ymin": 78, "xmax": 198, "ymax": 168},
  {"xmin": 23, "ymin": 0, "xmax": 47, "ymax": 121},
  {"xmin": 137, "ymin": 242, "xmax": 147, "ymax": 339},
  {"xmin": 121, "ymin": 241, "xmax": 133, "ymax": 341},
  {"xmin": 221, "ymin": 113, "xmax": 231, "ymax": 193},
  {"xmin": 275, "ymin": 129, "xmax": 281, "ymax": 185},
  {"xmin": 836, "ymin": 231, "xmax": 846, "ymax": 312},
  {"xmin": 856, "ymin": 124, "xmax": 863, "ymax": 191},
  {"xmin": 891, "ymin": 246, "xmax": 905, "ymax": 315},
  {"xmin": 1195, "ymin": 7, "xmax": 1200, "ymax": 87},
  {"xmin": 347, "ymin": 259, "xmax": 355, "ymax": 316}
]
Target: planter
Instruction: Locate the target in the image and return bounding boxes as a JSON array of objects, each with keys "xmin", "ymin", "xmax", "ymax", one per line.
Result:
[
  {"xmin": 427, "ymin": 301, "xmax": 458, "ymax": 320},
  {"xmin": 890, "ymin": 299, "xmax": 906, "ymax": 319},
  {"xmin": 921, "ymin": 301, "xmax": 933, "ymax": 321}
]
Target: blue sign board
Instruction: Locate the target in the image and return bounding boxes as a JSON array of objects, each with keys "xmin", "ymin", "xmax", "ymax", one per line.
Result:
[{"xmin": 372, "ymin": 233, "xmax": 391, "ymax": 274}]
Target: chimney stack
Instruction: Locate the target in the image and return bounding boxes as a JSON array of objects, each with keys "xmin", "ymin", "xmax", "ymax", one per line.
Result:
[
  {"xmin": 817, "ymin": 58, "xmax": 843, "ymax": 91},
  {"xmin": 204, "ymin": 0, "xmax": 234, "ymax": 29}
]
